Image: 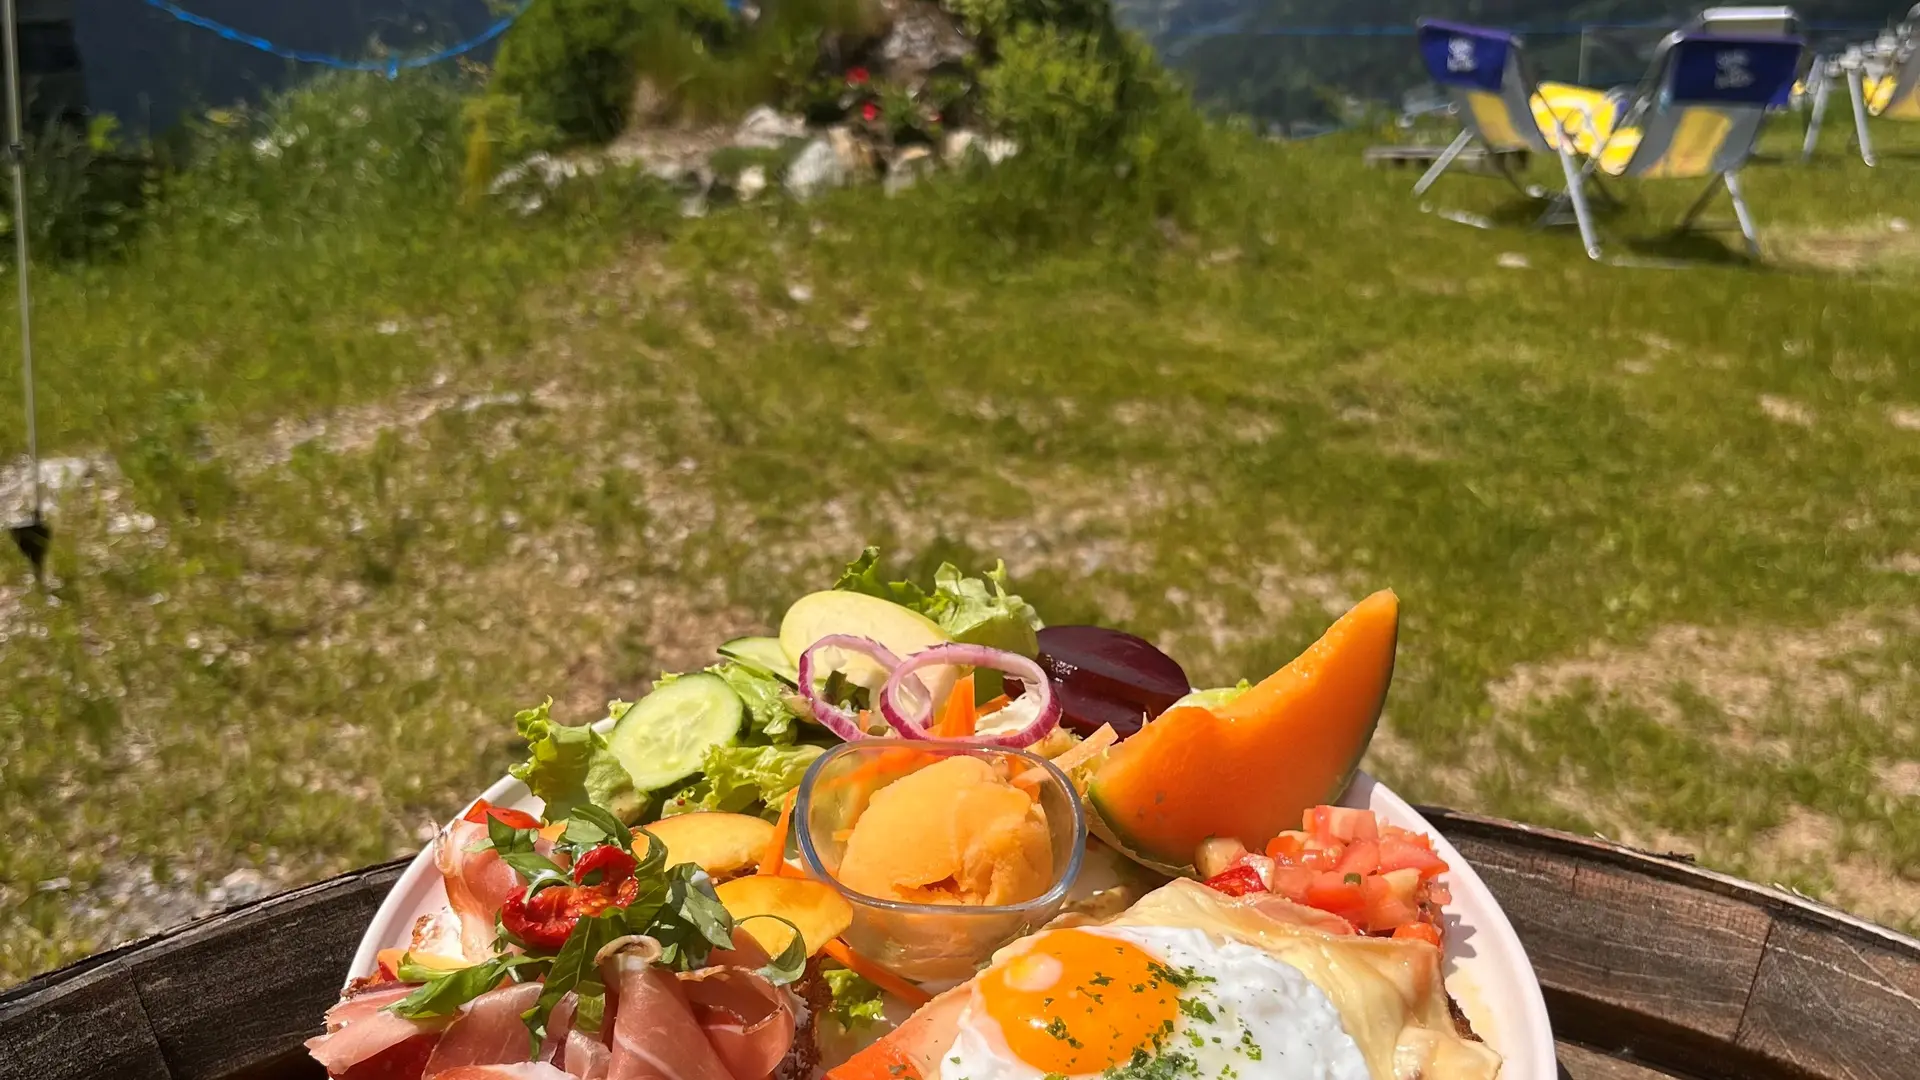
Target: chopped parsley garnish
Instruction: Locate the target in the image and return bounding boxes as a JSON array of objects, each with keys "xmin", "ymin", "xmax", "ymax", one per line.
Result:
[
  {"xmin": 1178, "ymin": 998, "xmax": 1216, "ymax": 1023},
  {"xmin": 1344, "ymin": 872, "xmax": 1363, "ymax": 885},
  {"xmin": 1099, "ymin": 1049, "xmax": 1199, "ymax": 1080},
  {"xmin": 1089, "ymin": 972, "xmax": 1113, "ymax": 986},
  {"xmin": 1238, "ymin": 1029, "xmax": 1262, "ymax": 1061},
  {"xmin": 1187, "ymin": 1032, "xmax": 1205, "ymax": 1048},
  {"xmin": 1046, "ymin": 1017, "xmax": 1072, "ymax": 1040}
]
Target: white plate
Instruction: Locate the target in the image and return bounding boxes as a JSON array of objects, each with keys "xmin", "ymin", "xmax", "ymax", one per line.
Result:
[{"xmin": 349, "ymin": 769, "xmax": 1555, "ymax": 1080}]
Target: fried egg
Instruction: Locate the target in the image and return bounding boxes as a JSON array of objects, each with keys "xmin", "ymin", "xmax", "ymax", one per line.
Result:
[{"xmin": 939, "ymin": 925, "xmax": 1370, "ymax": 1080}]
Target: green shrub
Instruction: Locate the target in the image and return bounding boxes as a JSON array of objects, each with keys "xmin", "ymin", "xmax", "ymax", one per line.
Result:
[
  {"xmin": 967, "ymin": 21, "xmax": 1212, "ymax": 242},
  {"xmin": 1, "ymin": 116, "xmax": 153, "ymax": 262},
  {"xmin": 158, "ymin": 68, "xmax": 470, "ymax": 245},
  {"xmin": 491, "ymin": 0, "xmax": 874, "ymax": 144},
  {"xmin": 949, "ymin": 0, "xmax": 1110, "ymax": 40}
]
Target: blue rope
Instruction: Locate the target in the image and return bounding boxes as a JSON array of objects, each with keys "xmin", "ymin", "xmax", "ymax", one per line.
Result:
[
  {"xmin": 138, "ymin": 0, "xmax": 532, "ymax": 77},
  {"xmin": 1165, "ymin": 19, "xmax": 1890, "ymax": 41}
]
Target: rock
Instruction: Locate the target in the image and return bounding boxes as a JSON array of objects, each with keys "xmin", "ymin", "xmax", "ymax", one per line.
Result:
[
  {"xmin": 942, "ymin": 129, "xmax": 977, "ymax": 162},
  {"xmin": 884, "ymin": 145, "xmax": 937, "ymax": 195},
  {"xmin": 208, "ymin": 868, "xmax": 272, "ymax": 907},
  {"xmin": 785, "ymin": 137, "xmax": 849, "ymax": 200},
  {"xmin": 1496, "ymin": 252, "xmax": 1530, "ymax": 269},
  {"xmin": 734, "ymin": 106, "xmax": 808, "ymax": 149},
  {"xmin": 981, "ymin": 136, "xmax": 1019, "ymax": 164},
  {"xmin": 629, "ymin": 77, "xmax": 676, "ymax": 129},
  {"xmin": 827, "ymin": 125, "xmax": 876, "ymax": 175},
  {"xmin": 737, "ymin": 165, "xmax": 768, "ymax": 202},
  {"xmin": 878, "ymin": 0, "xmax": 975, "ymax": 87}
]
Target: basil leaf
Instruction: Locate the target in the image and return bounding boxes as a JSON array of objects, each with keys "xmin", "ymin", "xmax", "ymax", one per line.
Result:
[
  {"xmin": 738, "ymin": 914, "xmax": 807, "ymax": 986},
  {"xmin": 388, "ymin": 954, "xmax": 544, "ymax": 1019},
  {"xmin": 487, "ymin": 815, "xmax": 526, "ymax": 856},
  {"xmin": 503, "ymin": 851, "xmax": 568, "ymax": 886},
  {"xmin": 482, "ymin": 817, "xmax": 565, "ymax": 884},
  {"xmin": 523, "ymin": 910, "xmax": 620, "ymax": 1056},
  {"xmin": 632, "ymin": 825, "xmax": 668, "ymax": 880},
  {"xmin": 572, "ymin": 990, "xmax": 607, "ymax": 1034},
  {"xmin": 671, "ymin": 865, "xmax": 737, "ymax": 950},
  {"xmin": 565, "ymin": 804, "xmax": 632, "ymax": 853}
]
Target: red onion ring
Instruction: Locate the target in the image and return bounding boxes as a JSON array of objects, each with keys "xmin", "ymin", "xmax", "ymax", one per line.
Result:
[
  {"xmin": 879, "ymin": 644, "xmax": 1062, "ymax": 748},
  {"xmin": 796, "ymin": 635, "xmax": 904, "ymax": 742}
]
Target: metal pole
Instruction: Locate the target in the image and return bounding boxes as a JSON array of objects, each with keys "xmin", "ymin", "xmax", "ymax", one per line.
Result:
[{"xmin": 4, "ymin": 0, "xmax": 40, "ymax": 524}]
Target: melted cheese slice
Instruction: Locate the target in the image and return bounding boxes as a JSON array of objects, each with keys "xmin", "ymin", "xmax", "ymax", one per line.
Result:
[{"xmin": 1103, "ymin": 880, "xmax": 1502, "ymax": 1080}]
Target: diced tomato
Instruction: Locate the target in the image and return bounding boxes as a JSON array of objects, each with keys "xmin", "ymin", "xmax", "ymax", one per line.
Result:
[
  {"xmin": 1378, "ymin": 838, "xmax": 1448, "ymax": 878},
  {"xmin": 1268, "ymin": 866, "xmax": 1316, "ymax": 903},
  {"xmin": 1266, "ymin": 831, "xmax": 1308, "ymax": 865},
  {"xmin": 1203, "ymin": 864, "xmax": 1268, "ymax": 898},
  {"xmin": 1304, "ymin": 871, "xmax": 1369, "ymax": 924},
  {"xmin": 1392, "ymin": 922, "xmax": 1443, "ymax": 948},
  {"xmin": 1312, "ymin": 806, "xmax": 1380, "ymax": 843},
  {"xmin": 1335, "ymin": 840, "xmax": 1380, "ymax": 876},
  {"xmin": 463, "ymin": 801, "xmax": 541, "ymax": 830},
  {"xmin": 1362, "ymin": 870, "xmax": 1422, "ymax": 931},
  {"xmin": 1379, "ymin": 823, "xmax": 1433, "ymax": 848}
]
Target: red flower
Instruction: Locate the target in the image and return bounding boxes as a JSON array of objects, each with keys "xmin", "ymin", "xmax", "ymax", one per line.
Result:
[
  {"xmin": 847, "ymin": 67, "xmax": 870, "ymax": 86},
  {"xmin": 861, "ymin": 102, "xmax": 880, "ymax": 122}
]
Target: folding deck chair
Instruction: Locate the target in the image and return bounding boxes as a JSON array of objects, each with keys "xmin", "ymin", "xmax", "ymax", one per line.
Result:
[
  {"xmin": 1687, "ymin": 7, "xmax": 1803, "ymax": 108},
  {"xmin": 1411, "ymin": 20, "xmax": 1615, "ymax": 256},
  {"xmin": 1801, "ymin": 5, "xmax": 1920, "ymax": 166},
  {"xmin": 1572, "ymin": 31, "xmax": 1806, "ymax": 259}
]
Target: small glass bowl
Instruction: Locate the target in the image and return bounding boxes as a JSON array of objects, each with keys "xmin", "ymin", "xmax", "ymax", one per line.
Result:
[{"xmin": 794, "ymin": 740, "xmax": 1086, "ymax": 984}]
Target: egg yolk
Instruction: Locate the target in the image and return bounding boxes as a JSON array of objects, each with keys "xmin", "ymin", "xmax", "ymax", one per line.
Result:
[{"xmin": 978, "ymin": 930, "xmax": 1180, "ymax": 1076}]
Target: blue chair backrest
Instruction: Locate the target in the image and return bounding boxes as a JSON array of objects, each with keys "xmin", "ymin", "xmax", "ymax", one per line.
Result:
[
  {"xmin": 1664, "ymin": 34, "xmax": 1805, "ymax": 107},
  {"xmin": 1417, "ymin": 20, "xmax": 1515, "ymax": 93}
]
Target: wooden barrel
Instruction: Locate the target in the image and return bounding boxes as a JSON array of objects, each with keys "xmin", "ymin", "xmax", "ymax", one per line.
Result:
[{"xmin": 2, "ymin": 810, "xmax": 1915, "ymax": 1080}]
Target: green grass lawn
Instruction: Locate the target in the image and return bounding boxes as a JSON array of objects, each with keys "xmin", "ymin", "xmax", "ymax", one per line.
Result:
[{"xmin": 2, "ymin": 112, "xmax": 1917, "ymax": 985}]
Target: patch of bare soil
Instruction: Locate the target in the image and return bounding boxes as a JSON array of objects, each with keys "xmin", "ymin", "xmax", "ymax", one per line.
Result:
[
  {"xmin": 1749, "ymin": 807, "xmax": 1920, "ymax": 931},
  {"xmin": 1773, "ymin": 225, "xmax": 1920, "ymax": 274}
]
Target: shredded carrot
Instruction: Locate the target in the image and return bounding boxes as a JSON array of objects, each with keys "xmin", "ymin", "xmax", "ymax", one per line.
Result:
[
  {"xmin": 935, "ymin": 674, "xmax": 978, "ymax": 738},
  {"xmin": 1013, "ymin": 723, "xmax": 1119, "ymax": 794},
  {"xmin": 975, "ymin": 694, "xmax": 1010, "ymax": 718},
  {"xmin": 760, "ymin": 790, "xmax": 796, "ymax": 877},
  {"xmin": 824, "ymin": 936, "xmax": 932, "ymax": 1006}
]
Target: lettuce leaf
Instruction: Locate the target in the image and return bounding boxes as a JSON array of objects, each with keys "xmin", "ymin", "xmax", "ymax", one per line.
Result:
[
  {"xmin": 509, "ymin": 699, "xmax": 646, "ymax": 824},
  {"xmin": 822, "ymin": 968, "xmax": 887, "ymax": 1030},
  {"xmin": 713, "ymin": 662, "xmax": 799, "ymax": 743},
  {"xmin": 832, "ymin": 547, "xmax": 1043, "ymax": 657},
  {"xmin": 833, "ymin": 547, "xmax": 931, "ymax": 609},
  {"xmin": 925, "ymin": 560, "xmax": 1042, "ymax": 657},
  {"xmin": 662, "ymin": 743, "xmax": 824, "ymax": 817}
]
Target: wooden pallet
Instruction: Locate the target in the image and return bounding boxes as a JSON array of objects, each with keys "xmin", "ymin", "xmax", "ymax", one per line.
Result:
[{"xmin": 1365, "ymin": 143, "xmax": 1532, "ymax": 176}]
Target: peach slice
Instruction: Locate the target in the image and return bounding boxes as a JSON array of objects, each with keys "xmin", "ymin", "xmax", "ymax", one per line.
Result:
[
  {"xmin": 715, "ymin": 876, "xmax": 854, "ymax": 957},
  {"xmin": 642, "ymin": 813, "xmax": 776, "ymax": 878}
]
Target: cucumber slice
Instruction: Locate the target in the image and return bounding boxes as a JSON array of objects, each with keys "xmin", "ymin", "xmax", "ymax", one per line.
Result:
[
  {"xmin": 718, "ymin": 636, "xmax": 799, "ymax": 684},
  {"xmin": 607, "ymin": 674, "xmax": 744, "ymax": 791}
]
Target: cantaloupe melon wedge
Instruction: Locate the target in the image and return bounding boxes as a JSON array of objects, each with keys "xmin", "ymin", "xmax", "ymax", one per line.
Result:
[{"xmin": 1086, "ymin": 590, "xmax": 1399, "ymax": 869}]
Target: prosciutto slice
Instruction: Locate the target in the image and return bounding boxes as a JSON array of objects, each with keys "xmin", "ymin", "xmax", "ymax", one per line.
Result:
[
  {"xmin": 422, "ymin": 981, "xmax": 545, "ymax": 1076},
  {"xmin": 432, "ymin": 1065, "xmax": 576, "ymax": 1080},
  {"xmin": 605, "ymin": 958, "xmax": 739, "ymax": 1080},
  {"xmin": 436, "ymin": 818, "xmax": 560, "ymax": 962},
  {"xmin": 676, "ymin": 968, "xmax": 797, "ymax": 1080},
  {"xmin": 565, "ymin": 1031, "xmax": 612, "ymax": 1080},
  {"xmin": 307, "ymin": 984, "xmax": 448, "ymax": 1075}
]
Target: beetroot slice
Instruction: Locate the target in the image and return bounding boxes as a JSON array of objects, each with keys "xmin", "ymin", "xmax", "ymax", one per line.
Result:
[{"xmin": 1009, "ymin": 626, "xmax": 1188, "ymax": 740}]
